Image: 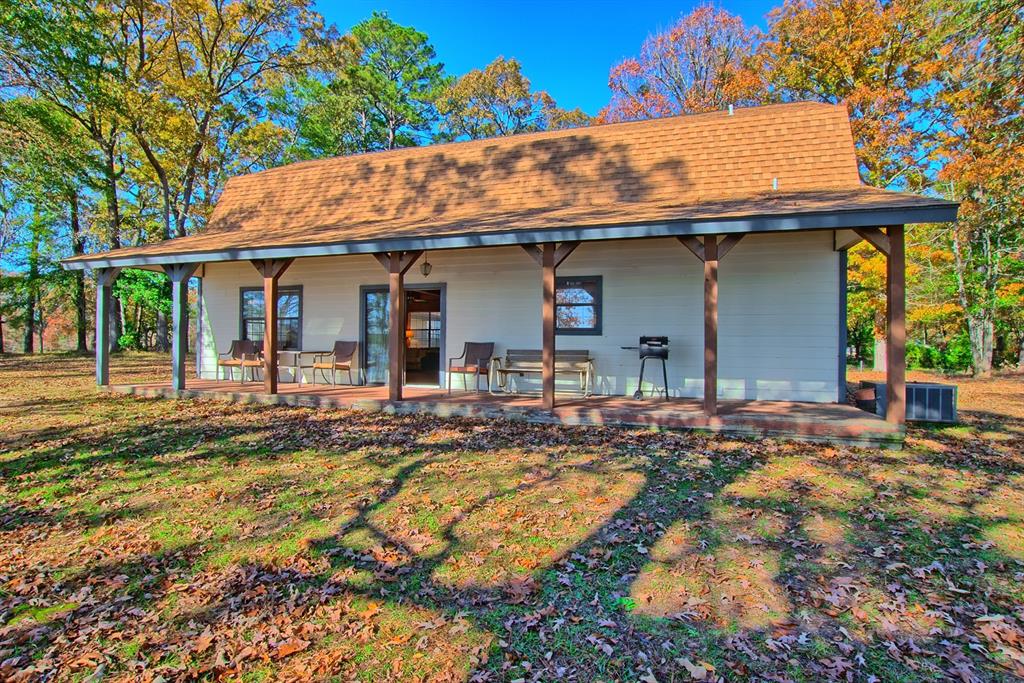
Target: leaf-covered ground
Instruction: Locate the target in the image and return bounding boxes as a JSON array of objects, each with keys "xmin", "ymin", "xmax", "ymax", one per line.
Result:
[{"xmin": 1, "ymin": 353, "xmax": 1023, "ymax": 682}]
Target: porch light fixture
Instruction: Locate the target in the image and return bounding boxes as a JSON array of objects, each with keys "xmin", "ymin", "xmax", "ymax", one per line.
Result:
[{"xmin": 420, "ymin": 254, "xmax": 432, "ymax": 277}]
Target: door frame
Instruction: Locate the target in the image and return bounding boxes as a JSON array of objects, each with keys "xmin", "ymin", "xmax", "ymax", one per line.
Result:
[{"xmin": 359, "ymin": 282, "xmax": 446, "ymax": 386}]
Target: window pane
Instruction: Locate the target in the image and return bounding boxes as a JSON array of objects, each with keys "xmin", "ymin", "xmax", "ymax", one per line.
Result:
[
  {"xmin": 242, "ymin": 290, "xmax": 263, "ymax": 318},
  {"xmin": 244, "ymin": 319, "xmax": 265, "ymax": 342},
  {"xmin": 278, "ymin": 292, "xmax": 299, "ymax": 318},
  {"xmin": 279, "ymin": 318, "xmax": 299, "ymax": 350},
  {"xmin": 557, "ymin": 305, "xmax": 596, "ymax": 329},
  {"xmin": 556, "ymin": 280, "xmax": 597, "ymax": 304}
]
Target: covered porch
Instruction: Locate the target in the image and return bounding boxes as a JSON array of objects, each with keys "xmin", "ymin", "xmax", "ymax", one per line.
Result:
[
  {"xmin": 64, "ymin": 103, "xmax": 961, "ymax": 445},
  {"xmin": 107, "ymin": 377, "xmax": 903, "ymax": 446}
]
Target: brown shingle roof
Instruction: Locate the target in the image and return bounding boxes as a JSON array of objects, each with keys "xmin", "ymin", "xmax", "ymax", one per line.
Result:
[{"xmin": 66, "ymin": 102, "xmax": 955, "ymax": 265}]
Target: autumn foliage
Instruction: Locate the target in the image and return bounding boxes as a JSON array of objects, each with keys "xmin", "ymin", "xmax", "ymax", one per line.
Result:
[{"xmin": 601, "ymin": 4, "xmax": 766, "ymax": 122}]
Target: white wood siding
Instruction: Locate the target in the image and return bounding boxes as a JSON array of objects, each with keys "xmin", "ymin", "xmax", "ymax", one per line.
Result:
[{"xmin": 197, "ymin": 231, "xmax": 840, "ymax": 402}]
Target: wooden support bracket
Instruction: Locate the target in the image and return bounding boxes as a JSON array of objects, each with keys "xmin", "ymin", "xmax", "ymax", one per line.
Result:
[{"xmin": 853, "ymin": 227, "xmax": 891, "ymax": 256}]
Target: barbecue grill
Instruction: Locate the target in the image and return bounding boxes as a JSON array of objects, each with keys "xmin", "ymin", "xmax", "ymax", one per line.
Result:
[{"xmin": 621, "ymin": 336, "xmax": 669, "ymax": 400}]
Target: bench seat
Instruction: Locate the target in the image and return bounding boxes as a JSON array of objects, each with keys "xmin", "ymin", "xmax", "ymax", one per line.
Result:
[{"xmin": 491, "ymin": 349, "xmax": 594, "ymax": 397}]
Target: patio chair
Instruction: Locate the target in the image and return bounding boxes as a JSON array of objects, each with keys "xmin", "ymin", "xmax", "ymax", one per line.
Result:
[
  {"xmin": 217, "ymin": 339, "xmax": 262, "ymax": 383},
  {"xmin": 447, "ymin": 342, "xmax": 494, "ymax": 393},
  {"xmin": 312, "ymin": 341, "xmax": 358, "ymax": 386}
]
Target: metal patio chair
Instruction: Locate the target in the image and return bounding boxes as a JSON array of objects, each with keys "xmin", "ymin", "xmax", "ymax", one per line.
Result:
[
  {"xmin": 312, "ymin": 341, "xmax": 358, "ymax": 386},
  {"xmin": 447, "ymin": 342, "xmax": 494, "ymax": 393},
  {"xmin": 217, "ymin": 339, "xmax": 262, "ymax": 383}
]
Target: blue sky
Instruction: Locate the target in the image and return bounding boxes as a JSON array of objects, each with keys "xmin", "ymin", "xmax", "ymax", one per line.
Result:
[{"xmin": 316, "ymin": 1, "xmax": 780, "ymax": 116}]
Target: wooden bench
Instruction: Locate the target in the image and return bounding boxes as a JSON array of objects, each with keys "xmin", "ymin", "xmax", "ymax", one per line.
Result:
[{"xmin": 490, "ymin": 349, "xmax": 594, "ymax": 397}]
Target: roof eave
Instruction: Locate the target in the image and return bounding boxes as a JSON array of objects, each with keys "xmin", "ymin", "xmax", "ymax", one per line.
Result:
[{"xmin": 62, "ymin": 201, "xmax": 959, "ymax": 271}]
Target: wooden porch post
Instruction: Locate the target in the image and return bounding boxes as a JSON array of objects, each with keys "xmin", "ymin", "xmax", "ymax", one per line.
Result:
[
  {"xmin": 94, "ymin": 267, "xmax": 120, "ymax": 386},
  {"xmin": 521, "ymin": 242, "xmax": 579, "ymax": 412},
  {"xmin": 885, "ymin": 225, "xmax": 906, "ymax": 425},
  {"xmin": 163, "ymin": 263, "xmax": 200, "ymax": 391},
  {"xmin": 703, "ymin": 235, "xmax": 719, "ymax": 417},
  {"xmin": 374, "ymin": 251, "xmax": 422, "ymax": 401},
  {"xmin": 677, "ymin": 234, "xmax": 743, "ymax": 418},
  {"xmin": 542, "ymin": 243, "xmax": 556, "ymax": 411},
  {"xmin": 250, "ymin": 258, "xmax": 293, "ymax": 394}
]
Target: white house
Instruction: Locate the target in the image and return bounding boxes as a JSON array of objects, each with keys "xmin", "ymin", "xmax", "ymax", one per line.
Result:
[{"xmin": 65, "ymin": 102, "xmax": 958, "ymax": 436}]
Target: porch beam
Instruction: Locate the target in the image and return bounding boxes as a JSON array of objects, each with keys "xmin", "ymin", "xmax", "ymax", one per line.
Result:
[
  {"xmin": 94, "ymin": 267, "xmax": 121, "ymax": 386},
  {"xmin": 163, "ymin": 263, "xmax": 200, "ymax": 391},
  {"xmin": 853, "ymin": 227, "xmax": 890, "ymax": 256},
  {"xmin": 542, "ymin": 243, "xmax": 556, "ymax": 411},
  {"xmin": 251, "ymin": 258, "xmax": 294, "ymax": 394},
  {"xmin": 885, "ymin": 225, "xmax": 906, "ymax": 425},
  {"xmin": 703, "ymin": 235, "xmax": 719, "ymax": 417}
]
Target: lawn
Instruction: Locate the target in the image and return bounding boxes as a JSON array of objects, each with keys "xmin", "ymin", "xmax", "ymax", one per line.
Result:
[{"xmin": 1, "ymin": 353, "xmax": 1023, "ymax": 682}]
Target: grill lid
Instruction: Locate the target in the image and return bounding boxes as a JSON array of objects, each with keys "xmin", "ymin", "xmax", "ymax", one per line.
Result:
[{"xmin": 639, "ymin": 336, "xmax": 669, "ymax": 359}]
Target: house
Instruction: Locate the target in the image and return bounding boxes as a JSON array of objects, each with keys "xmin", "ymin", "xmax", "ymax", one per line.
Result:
[{"xmin": 63, "ymin": 102, "xmax": 958, "ymax": 442}]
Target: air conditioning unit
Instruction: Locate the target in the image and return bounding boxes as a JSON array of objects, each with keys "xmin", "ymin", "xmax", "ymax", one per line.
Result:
[{"xmin": 859, "ymin": 381, "xmax": 958, "ymax": 423}]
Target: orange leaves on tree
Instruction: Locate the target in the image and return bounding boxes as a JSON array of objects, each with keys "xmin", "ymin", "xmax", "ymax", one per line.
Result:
[{"xmin": 600, "ymin": 4, "xmax": 766, "ymax": 123}]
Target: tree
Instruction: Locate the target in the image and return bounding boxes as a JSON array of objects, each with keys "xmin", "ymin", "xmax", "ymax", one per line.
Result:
[
  {"xmin": 760, "ymin": 0, "xmax": 944, "ymax": 189},
  {"xmin": 345, "ymin": 12, "xmax": 448, "ymax": 150},
  {"xmin": 930, "ymin": 0, "xmax": 1024, "ymax": 376},
  {"xmin": 437, "ymin": 57, "xmax": 591, "ymax": 141},
  {"xmin": 121, "ymin": 0, "xmax": 330, "ymax": 240},
  {"xmin": 0, "ymin": 0, "xmax": 130, "ymax": 348},
  {"xmin": 601, "ymin": 5, "xmax": 766, "ymax": 122}
]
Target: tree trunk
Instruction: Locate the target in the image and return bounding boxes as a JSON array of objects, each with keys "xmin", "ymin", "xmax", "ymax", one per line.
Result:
[
  {"xmin": 0, "ymin": 313, "xmax": 5, "ymax": 354},
  {"xmin": 1018, "ymin": 334, "xmax": 1024, "ymax": 370},
  {"xmin": 967, "ymin": 314, "xmax": 994, "ymax": 378},
  {"xmin": 22, "ymin": 224, "xmax": 40, "ymax": 354},
  {"xmin": 70, "ymin": 192, "xmax": 89, "ymax": 352}
]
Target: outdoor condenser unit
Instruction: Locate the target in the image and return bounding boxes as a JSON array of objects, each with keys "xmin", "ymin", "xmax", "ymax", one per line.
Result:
[{"xmin": 860, "ymin": 381, "xmax": 958, "ymax": 423}]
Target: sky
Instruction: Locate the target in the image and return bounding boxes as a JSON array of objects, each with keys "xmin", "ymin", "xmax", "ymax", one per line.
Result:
[{"xmin": 316, "ymin": 0, "xmax": 780, "ymax": 116}]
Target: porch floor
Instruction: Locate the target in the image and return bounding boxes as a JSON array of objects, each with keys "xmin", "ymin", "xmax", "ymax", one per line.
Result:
[{"xmin": 107, "ymin": 379, "xmax": 902, "ymax": 447}]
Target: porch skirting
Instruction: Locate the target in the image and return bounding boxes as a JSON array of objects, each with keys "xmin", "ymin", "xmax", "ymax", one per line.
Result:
[{"xmin": 106, "ymin": 381, "xmax": 904, "ymax": 448}]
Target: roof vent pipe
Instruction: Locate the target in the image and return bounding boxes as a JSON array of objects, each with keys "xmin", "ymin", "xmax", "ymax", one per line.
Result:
[
  {"xmin": 772, "ymin": 177, "xmax": 779, "ymax": 191},
  {"xmin": 728, "ymin": 104, "xmax": 734, "ymax": 116}
]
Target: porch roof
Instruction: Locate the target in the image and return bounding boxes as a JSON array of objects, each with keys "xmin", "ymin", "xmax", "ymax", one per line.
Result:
[{"xmin": 65, "ymin": 102, "xmax": 957, "ymax": 270}]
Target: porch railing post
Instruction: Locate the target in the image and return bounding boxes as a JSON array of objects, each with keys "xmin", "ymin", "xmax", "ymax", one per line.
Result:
[
  {"xmin": 703, "ymin": 235, "xmax": 719, "ymax": 417},
  {"xmin": 163, "ymin": 264, "xmax": 199, "ymax": 391},
  {"xmin": 94, "ymin": 267, "xmax": 120, "ymax": 386},
  {"xmin": 885, "ymin": 225, "xmax": 906, "ymax": 424}
]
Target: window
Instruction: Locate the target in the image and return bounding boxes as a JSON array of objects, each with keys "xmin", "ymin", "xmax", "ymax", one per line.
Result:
[
  {"xmin": 556, "ymin": 276, "xmax": 602, "ymax": 335},
  {"xmin": 240, "ymin": 286, "xmax": 302, "ymax": 350}
]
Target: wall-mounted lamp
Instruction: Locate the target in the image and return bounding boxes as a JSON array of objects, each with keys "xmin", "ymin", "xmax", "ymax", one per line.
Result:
[{"xmin": 420, "ymin": 253, "xmax": 432, "ymax": 277}]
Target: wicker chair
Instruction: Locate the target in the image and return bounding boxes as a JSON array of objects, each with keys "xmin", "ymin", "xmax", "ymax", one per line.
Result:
[
  {"xmin": 217, "ymin": 340, "xmax": 262, "ymax": 383},
  {"xmin": 447, "ymin": 342, "xmax": 494, "ymax": 393},
  {"xmin": 312, "ymin": 341, "xmax": 358, "ymax": 386}
]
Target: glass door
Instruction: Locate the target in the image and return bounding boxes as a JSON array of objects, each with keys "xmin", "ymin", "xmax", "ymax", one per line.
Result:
[{"xmin": 362, "ymin": 287, "xmax": 389, "ymax": 384}]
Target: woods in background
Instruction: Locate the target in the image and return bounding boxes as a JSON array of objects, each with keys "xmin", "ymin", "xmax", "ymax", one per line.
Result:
[{"xmin": 0, "ymin": 0, "xmax": 1020, "ymax": 376}]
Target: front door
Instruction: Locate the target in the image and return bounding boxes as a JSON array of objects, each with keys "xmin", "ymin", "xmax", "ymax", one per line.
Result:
[{"xmin": 360, "ymin": 285, "xmax": 445, "ymax": 386}]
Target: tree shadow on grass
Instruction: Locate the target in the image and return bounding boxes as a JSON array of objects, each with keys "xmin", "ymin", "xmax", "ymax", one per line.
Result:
[{"xmin": 3, "ymin": 376, "xmax": 1024, "ymax": 680}]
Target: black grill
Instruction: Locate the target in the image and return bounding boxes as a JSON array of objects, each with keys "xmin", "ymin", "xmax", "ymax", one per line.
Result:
[
  {"xmin": 639, "ymin": 336, "xmax": 669, "ymax": 360},
  {"xmin": 623, "ymin": 336, "xmax": 669, "ymax": 400}
]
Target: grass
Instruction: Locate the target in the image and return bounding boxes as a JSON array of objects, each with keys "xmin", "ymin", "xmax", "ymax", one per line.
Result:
[{"xmin": 1, "ymin": 352, "xmax": 1023, "ymax": 681}]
